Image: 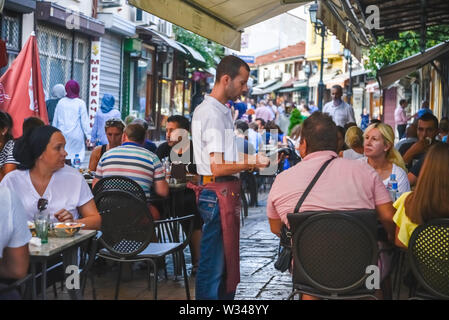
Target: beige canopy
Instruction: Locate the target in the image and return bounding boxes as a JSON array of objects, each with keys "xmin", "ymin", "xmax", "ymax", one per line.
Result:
[
  {"xmin": 128, "ymin": 0, "xmax": 309, "ymax": 51},
  {"xmin": 378, "ymin": 41, "xmax": 449, "ymax": 88}
]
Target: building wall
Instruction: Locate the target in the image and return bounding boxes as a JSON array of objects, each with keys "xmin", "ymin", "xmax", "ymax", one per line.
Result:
[
  {"xmin": 51, "ymin": 0, "xmax": 92, "ymax": 16},
  {"xmin": 99, "ymin": 3, "xmax": 173, "ymax": 37},
  {"xmin": 257, "ymin": 58, "xmax": 302, "ymax": 83},
  {"xmin": 239, "ymin": 13, "xmax": 307, "ymax": 57},
  {"xmin": 305, "ymin": 18, "xmax": 342, "ymax": 61}
]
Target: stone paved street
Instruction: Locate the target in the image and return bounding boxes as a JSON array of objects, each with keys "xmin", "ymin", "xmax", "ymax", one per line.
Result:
[{"xmin": 235, "ymin": 192, "xmax": 292, "ymax": 300}]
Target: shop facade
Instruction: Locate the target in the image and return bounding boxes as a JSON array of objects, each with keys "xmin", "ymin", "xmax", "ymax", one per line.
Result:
[{"xmin": 35, "ymin": 2, "xmax": 104, "ymax": 102}]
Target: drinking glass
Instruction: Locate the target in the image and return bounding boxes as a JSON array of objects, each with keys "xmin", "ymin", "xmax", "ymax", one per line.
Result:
[{"xmin": 34, "ymin": 214, "xmax": 50, "ymax": 244}]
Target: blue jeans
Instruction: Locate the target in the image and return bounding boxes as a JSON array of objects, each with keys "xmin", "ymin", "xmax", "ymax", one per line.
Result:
[{"xmin": 195, "ymin": 189, "xmax": 235, "ymax": 300}]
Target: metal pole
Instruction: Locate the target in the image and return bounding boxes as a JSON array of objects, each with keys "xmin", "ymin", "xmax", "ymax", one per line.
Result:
[
  {"xmin": 318, "ymin": 24, "xmax": 325, "ymax": 111},
  {"xmin": 348, "ymin": 56, "xmax": 353, "ymax": 104}
]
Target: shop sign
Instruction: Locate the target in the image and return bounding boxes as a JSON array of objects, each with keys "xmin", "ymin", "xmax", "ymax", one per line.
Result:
[{"xmin": 88, "ymin": 41, "xmax": 101, "ymax": 128}]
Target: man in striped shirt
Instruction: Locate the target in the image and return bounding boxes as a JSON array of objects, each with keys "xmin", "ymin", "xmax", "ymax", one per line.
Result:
[{"xmin": 92, "ymin": 123, "xmax": 169, "ymax": 218}]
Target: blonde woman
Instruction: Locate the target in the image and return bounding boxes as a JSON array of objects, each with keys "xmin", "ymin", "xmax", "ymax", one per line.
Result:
[
  {"xmin": 361, "ymin": 122, "xmax": 410, "ymax": 194},
  {"xmin": 340, "ymin": 126, "xmax": 364, "ymax": 159}
]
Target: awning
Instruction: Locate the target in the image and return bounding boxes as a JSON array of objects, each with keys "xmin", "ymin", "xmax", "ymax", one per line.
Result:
[
  {"xmin": 178, "ymin": 43, "xmax": 206, "ymax": 64},
  {"xmin": 253, "ymin": 78, "xmax": 279, "ymax": 90},
  {"xmin": 318, "ymin": 0, "xmax": 449, "ymax": 53},
  {"xmin": 378, "ymin": 41, "xmax": 449, "ymax": 88},
  {"xmin": 5, "ymin": 0, "xmax": 36, "ymax": 13},
  {"xmin": 277, "ymin": 86, "xmax": 305, "ymax": 93},
  {"xmin": 293, "ymin": 80, "xmax": 308, "ymax": 88},
  {"xmin": 136, "ymin": 27, "xmax": 187, "ymax": 54},
  {"xmin": 252, "ymin": 80, "xmax": 283, "ymax": 95},
  {"xmin": 325, "ymin": 72, "xmax": 349, "ymax": 89},
  {"xmin": 318, "ymin": 0, "xmax": 366, "ymax": 62},
  {"xmin": 128, "ymin": 0, "xmax": 309, "ymax": 51},
  {"xmin": 308, "ymin": 71, "xmax": 344, "ymax": 87}
]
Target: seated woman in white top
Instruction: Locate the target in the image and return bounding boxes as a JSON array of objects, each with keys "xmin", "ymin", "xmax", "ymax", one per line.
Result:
[
  {"xmin": 1, "ymin": 126, "xmax": 101, "ymax": 230},
  {"xmin": 0, "ymin": 185, "xmax": 31, "ymax": 299},
  {"xmin": 360, "ymin": 123, "xmax": 410, "ymax": 194},
  {"xmin": 340, "ymin": 126, "xmax": 364, "ymax": 160}
]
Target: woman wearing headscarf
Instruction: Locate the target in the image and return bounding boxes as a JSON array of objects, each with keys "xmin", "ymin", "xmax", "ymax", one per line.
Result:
[
  {"xmin": 0, "ymin": 126, "xmax": 100, "ymax": 229},
  {"xmin": 45, "ymin": 84, "xmax": 66, "ymax": 124},
  {"xmin": 91, "ymin": 94, "xmax": 121, "ymax": 146},
  {"xmin": 52, "ymin": 80, "xmax": 90, "ymax": 163}
]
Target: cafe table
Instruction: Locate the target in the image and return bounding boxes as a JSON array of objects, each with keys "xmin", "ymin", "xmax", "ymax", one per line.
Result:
[{"xmin": 29, "ymin": 230, "xmax": 97, "ymax": 300}]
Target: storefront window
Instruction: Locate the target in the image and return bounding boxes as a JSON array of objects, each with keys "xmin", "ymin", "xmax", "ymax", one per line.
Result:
[
  {"xmin": 131, "ymin": 58, "xmax": 147, "ymax": 119},
  {"xmin": 0, "ymin": 12, "xmax": 21, "ymax": 76},
  {"xmin": 161, "ymin": 79, "xmax": 171, "ymax": 116},
  {"xmin": 173, "ymin": 80, "xmax": 184, "ymax": 115},
  {"xmin": 37, "ymin": 24, "xmax": 90, "ymax": 101}
]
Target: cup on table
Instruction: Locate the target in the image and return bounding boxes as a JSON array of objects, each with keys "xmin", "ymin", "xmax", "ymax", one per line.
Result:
[{"xmin": 34, "ymin": 214, "xmax": 50, "ymax": 244}]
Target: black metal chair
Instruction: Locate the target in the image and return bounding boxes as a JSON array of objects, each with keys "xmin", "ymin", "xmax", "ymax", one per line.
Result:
[
  {"xmin": 287, "ymin": 210, "xmax": 379, "ymax": 300},
  {"xmin": 92, "ymin": 175, "xmax": 147, "ymax": 203},
  {"xmin": 407, "ymin": 218, "xmax": 449, "ymax": 300},
  {"xmin": 91, "ymin": 176, "xmax": 193, "ymax": 300}
]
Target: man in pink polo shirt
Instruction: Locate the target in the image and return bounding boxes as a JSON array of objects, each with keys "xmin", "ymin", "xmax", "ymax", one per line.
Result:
[{"xmin": 267, "ymin": 112, "xmax": 395, "ymax": 242}]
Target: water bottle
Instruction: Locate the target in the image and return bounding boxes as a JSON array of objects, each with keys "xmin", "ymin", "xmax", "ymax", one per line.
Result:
[
  {"xmin": 387, "ymin": 173, "xmax": 398, "ymax": 202},
  {"xmin": 73, "ymin": 154, "xmax": 81, "ymax": 170},
  {"xmin": 164, "ymin": 158, "xmax": 171, "ymax": 182}
]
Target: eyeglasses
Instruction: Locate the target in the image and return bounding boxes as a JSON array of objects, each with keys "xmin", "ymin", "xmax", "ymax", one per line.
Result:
[
  {"xmin": 37, "ymin": 198, "xmax": 48, "ymax": 212},
  {"xmin": 105, "ymin": 118, "xmax": 125, "ymax": 128}
]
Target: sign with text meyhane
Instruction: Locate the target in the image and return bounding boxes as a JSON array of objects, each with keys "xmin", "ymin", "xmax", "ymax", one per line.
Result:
[{"xmin": 88, "ymin": 41, "xmax": 101, "ymax": 128}]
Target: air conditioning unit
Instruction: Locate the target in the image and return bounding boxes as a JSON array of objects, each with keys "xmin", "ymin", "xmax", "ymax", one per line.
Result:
[{"xmin": 99, "ymin": 0, "xmax": 121, "ymax": 8}]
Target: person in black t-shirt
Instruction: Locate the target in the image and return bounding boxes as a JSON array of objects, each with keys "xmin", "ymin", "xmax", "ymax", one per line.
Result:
[{"xmin": 155, "ymin": 115, "xmax": 201, "ymax": 274}]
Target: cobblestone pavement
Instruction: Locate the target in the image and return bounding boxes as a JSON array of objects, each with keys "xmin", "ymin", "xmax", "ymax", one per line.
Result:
[{"xmin": 235, "ymin": 192, "xmax": 292, "ymax": 300}]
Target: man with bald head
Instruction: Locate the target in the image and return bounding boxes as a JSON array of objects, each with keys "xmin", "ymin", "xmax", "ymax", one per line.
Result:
[{"xmin": 323, "ymin": 85, "xmax": 356, "ymax": 127}]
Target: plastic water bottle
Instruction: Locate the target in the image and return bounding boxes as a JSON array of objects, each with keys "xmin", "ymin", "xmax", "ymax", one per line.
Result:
[
  {"xmin": 387, "ymin": 173, "xmax": 398, "ymax": 202},
  {"xmin": 73, "ymin": 154, "xmax": 81, "ymax": 170},
  {"xmin": 164, "ymin": 158, "xmax": 171, "ymax": 182}
]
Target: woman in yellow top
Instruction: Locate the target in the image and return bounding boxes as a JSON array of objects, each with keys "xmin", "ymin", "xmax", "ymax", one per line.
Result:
[{"xmin": 393, "ymin": 143, "xmax": 449, "ymax": 248}]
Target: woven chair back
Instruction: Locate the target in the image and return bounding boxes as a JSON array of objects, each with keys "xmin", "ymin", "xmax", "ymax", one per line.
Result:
[
  {"xmin": 408, "ymin": 219, "xmax": 449, "ymax": 299},
  {"xmin": 288, "ymin": 210, "xmax": 378, "ymax": 294}
]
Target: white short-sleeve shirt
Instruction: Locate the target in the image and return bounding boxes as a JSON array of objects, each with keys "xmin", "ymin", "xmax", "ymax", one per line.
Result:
[
  {"xmin": 0, "ymin": 165, "xmax": 93, "ymax": 222},
  {"xmin": 359, "ymin": 157, "xmax": 411, "ymax": 194},
  {"xmin": 192, "ymin": 95, "xmax": 238, "ymax": 176},
  {"xmin": 0, "ymin": 186, "xmax": 31, "ymax": 258},
  {"xmin": 323, "ymin": 101, "xmax": 356, "ymax": 127}
]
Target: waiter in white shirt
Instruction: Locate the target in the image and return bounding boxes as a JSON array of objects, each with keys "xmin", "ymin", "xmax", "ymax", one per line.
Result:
[
  {"xmin": 323, "ymin": 85, "xmax": 356, "ymax": 127},
  {"xmin": 190, "ymin": 56, "xmax": 269, "ymax": 300}
]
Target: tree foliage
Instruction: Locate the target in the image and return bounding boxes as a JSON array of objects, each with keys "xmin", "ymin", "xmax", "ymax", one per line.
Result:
[
  {"xmin": 364, "ymin": 25, "xmax": 449, "ymax": 75},
  {"xmin": 173, "ymin": 25, "xmax": 225, "ymax": 70},
  {"xmin": 288, "ymin": 108, "xmax": 306, "ymax": 135}
]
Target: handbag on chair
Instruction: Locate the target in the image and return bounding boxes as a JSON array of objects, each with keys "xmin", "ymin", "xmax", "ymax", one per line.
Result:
[{"xmin": 274, "ymin": 157, "xmax": 336, "ymax": 272}]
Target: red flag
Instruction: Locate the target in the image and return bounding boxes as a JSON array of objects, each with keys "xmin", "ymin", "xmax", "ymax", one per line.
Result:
[{"xmin": 0, "ymin": 32, "xmax": 48, "ymax": 138}]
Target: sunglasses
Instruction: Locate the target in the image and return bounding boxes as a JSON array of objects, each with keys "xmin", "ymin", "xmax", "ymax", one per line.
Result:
[
  {"xmin": 105, "ymin": 118, "xmax": 125, "ymax": 128},
  {"xmin": 37, "ymin": 198, "xmax": 48, "ymax": 212}
]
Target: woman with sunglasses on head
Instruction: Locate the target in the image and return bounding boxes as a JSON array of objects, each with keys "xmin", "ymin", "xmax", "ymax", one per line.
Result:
[
  {"xmin": 88, "ymin": 118, "xmax": 125, "ymax": 172},
  {"xmin": 0, "ymin": 126, "xmax": 101, "ymax": 230}
]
